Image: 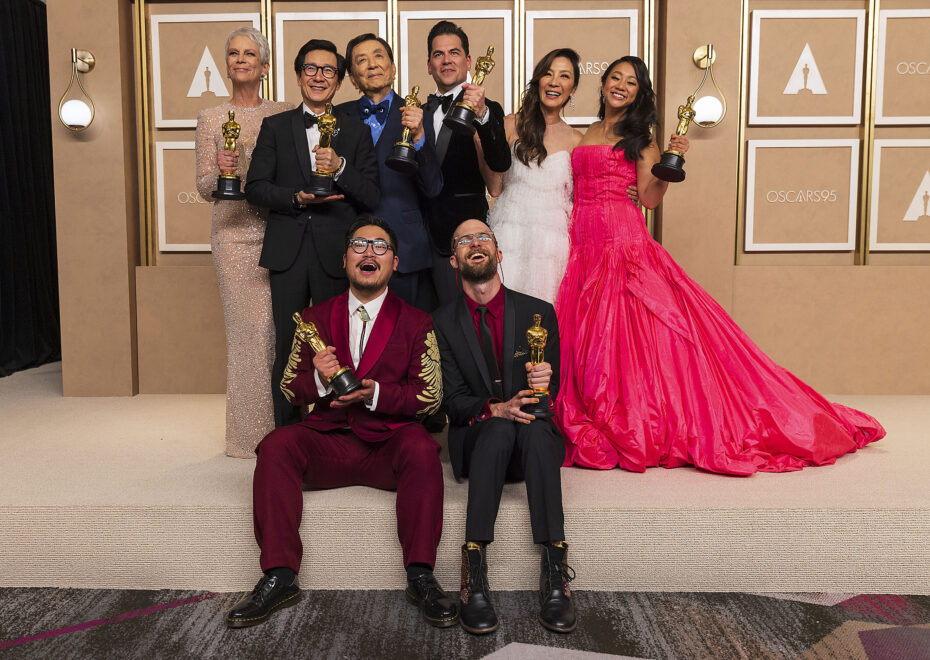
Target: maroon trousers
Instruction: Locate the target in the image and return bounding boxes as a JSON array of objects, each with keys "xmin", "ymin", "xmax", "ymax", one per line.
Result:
[{"xmin": 253, "ymin": 421, "xmax": 444, "ymax": 574}]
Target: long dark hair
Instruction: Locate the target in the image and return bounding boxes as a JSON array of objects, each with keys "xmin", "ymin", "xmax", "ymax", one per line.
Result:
[
  {"xmin": 514, "ymin": 48, "xmax": 580, "ymax": 167},
  {"xmin": 597, "ymin": 56, "xmax": 656, "ymax": 162}
]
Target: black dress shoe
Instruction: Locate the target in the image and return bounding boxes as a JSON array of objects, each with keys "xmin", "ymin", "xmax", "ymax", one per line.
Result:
[
  {"xmin": 226, "ymin": 574, "xmax": 301, "ymax": 628},
  {"xmin": 460, "ymin": 543, "xmax": 499, "ymax": 635},
  {"xmin": 405, "ymin": 572, "xmax": 459, "ymax": 627},
  {"xmin": 539, "ymin": 542, "xmax": 576, "ymax": 633}
]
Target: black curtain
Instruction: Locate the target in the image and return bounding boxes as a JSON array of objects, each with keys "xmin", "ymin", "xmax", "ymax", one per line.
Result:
[{"xmin": 0, "ymin": 0, "xmax": 61, "ymax": 376}]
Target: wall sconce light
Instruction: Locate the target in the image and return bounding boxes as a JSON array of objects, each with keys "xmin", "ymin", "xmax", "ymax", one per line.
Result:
[
  {"xmin": 652, "ymin": 44, "xmax": 728, "ymax": 182},
  {"xmin": 58, "ymin": 49, "xmax": 96, "ymax": 131}
]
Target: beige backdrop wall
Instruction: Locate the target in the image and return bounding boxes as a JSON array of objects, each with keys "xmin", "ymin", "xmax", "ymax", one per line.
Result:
[{"xmin": 49, "ymin": 0, "xmax": 930, "ymax": 396}]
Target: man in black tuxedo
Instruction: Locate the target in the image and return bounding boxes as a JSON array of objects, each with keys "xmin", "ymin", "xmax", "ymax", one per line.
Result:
[
  {"xmin": 422, "ymin": 21, "xmax": 511, "ymax": 307},
  {"xmin": 432, "ymin": 219, "xmax": 576, "ymax": 636},
  {"xmin": 336, "ymin": 33, "xmax": 442, "ymax": 312},
  {"xmin": 246, "ymin": 39, "xmax": 380, "ymax": 427}
]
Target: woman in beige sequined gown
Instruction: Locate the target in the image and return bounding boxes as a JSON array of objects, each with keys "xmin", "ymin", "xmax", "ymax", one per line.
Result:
[{"xmin": 195, "ymin": 27, "xmax": 291, "ymax": 457}]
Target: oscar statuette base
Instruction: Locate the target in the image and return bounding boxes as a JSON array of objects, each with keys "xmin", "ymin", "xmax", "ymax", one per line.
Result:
[
  {"xmin": 330, "ymin": 368, "xmax": 363, "ymax": 398},
  {"xmin": 520, "ymin": 392, "xmax": 553, "ymax": 419},
  {"xmin": 385, "ymin": 143, "xmax": 419, "ymax": 174},
  {"xmin": 304, "ymin": 172, "xmax": 335, "ymax": 197},
  {"xmin": 443, "ymin": 103, "xmax": 477, "ymax": 136},
  {"xmin": 651, "ymin": 151, "xmax": 686, "ymax": 183},
  {"xmin": 212, "ymin": 174, "xmax": 246, "ymax": 200}
]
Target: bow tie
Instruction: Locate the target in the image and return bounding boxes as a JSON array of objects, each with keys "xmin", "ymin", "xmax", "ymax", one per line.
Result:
[
  {"xmin": 359, "ymin": 98, "xmax": 389, "ymax": 125},
  {"xmin": 303, "ymin": 112, "xmax": 318, "ymax": 128},
  {"xmin": 431, "ymin": 93, "xmax": 454, "ymax": 113}
]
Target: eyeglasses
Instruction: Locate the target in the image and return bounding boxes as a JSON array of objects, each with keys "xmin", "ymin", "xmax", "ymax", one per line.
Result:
[
  {"xmin": 453, "ymin": 232, "xmax": 495, "ymax": 248},
  {"xmin": 301, "ymin": 63, "xmax": 338, "ymax": 79},
  {"xmin": 348, "ymin": 237, "xmax": 393, "ymax": 255}
]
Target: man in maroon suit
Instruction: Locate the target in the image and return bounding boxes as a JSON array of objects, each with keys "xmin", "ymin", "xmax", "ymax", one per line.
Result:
[{"xmin": 226, "ymin": 215, "xmax": 457, "ymax": 630}]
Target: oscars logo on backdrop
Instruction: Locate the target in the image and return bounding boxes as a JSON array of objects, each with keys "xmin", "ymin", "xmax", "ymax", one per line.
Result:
[
  {"xmin": 902, "ymin": 171, "xmax": 930, "ymax": 222},
  {"xmin": 784, "ymin": 43, "xmax": 827, "ymax": 95},
  {"xmin": 187, "ymin": 46, "xmax": 230, "ymax": 98}
]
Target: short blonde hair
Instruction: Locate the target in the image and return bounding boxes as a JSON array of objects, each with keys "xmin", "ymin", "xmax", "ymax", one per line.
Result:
[{"xmin": 225, "ymin": 27, "xmax": 271, "ymax": 65}]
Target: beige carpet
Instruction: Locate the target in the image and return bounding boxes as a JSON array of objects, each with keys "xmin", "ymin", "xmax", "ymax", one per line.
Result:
[{"xmin": 1, "ymin": 362, "xmax": 927, "ymax": 593}]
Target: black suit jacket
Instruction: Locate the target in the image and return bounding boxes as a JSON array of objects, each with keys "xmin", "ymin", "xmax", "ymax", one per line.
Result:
[
  {"xmin": 432, "ymin": 287, "xmax": 561, "ymax": 480},
  {"xmin": 335, "ymin": 94, "xmax": 443, "ymax": 274},
  {"xmin": 424, "ymin": 91, "xmax": 511, "ymax": 255},
  {"xmin": 245, "ymin": 106, "xmax": 380, "ymax": 277}
]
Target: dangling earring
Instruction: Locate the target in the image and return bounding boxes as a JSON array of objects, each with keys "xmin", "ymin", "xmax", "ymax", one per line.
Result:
[
  {"xmin": 569, "ymin": 95, "xmax": 575, "ymax": 110},
  {"xmin": 261, "ymin": 73, "xmax": 267, "ymax": 80}
]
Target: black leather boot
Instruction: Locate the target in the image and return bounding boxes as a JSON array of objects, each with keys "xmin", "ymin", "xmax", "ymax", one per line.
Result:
[
  {"xmin": 538, "ymin": 542, "xmax": 576, "ymax": 633},
  {"xmin": 459, "ymin": 542, "xmax": 499, "ymax": 634}
]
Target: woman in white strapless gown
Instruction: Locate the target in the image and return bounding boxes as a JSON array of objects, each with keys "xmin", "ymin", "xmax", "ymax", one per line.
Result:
[{"xmin": 484, "ymin": 49, "xmax": 583, "ymax": 304}]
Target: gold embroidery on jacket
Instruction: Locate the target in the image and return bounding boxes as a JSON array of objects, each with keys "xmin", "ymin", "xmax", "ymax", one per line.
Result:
[
  {"xmin": 280, "ymin": 328, "xmax": 303, "ymax": 404},
  {"xmin": 416, "ymin": 329, "xmax": 442, "ymax": 417}
]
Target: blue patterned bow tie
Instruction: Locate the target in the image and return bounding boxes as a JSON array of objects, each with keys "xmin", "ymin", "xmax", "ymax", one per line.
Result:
[{"xmin": 359, "ymin": 98, "xmax": 389, "ymax": 125}]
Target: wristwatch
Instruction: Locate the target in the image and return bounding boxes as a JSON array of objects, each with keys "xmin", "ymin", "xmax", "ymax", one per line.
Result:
[{"xmin": 292, "ymin": 192, "xmax": 304, "ymax": 210}]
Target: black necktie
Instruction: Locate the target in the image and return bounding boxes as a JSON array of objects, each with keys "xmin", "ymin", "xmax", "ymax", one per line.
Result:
[
  {"xmin": 303, "ymin": 112, "xmax": 318, "ymax": 128},
  {"xmin": 431, "ymin": 93, "xmax": 454, "ymax": 114},
  {"xmin": 477, "ymin": 306, "xmax": 503, "ymax": 399}
]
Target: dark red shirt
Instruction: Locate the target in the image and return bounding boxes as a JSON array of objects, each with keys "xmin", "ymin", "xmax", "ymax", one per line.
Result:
[
  {"xmin": 464, "ymin": 286, "xmax": 505, "ymax": 374},
  {"xmin": 464, "ymin": 287, "xmax": 506, "ymax": 423}
]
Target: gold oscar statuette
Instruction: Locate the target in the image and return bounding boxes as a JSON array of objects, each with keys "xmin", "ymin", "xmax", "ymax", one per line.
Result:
[
  {"xmin": 443, "ymin": 46, "xmax": 495, "ymax": 136},
  {"xmin": 651, "ymin": 96, "xmax": 695, "ymax": 183},
  {"xmin": 292, "ymin": 312, "xmax": 362, "ymax": 397},
  {"xmin": 385, "ymin": 85, "xmax": 423, "ymax": 174},
  {"xmin": 520, "ymin": 313, "xmax": 553, "ymax": 419},
  {"xmin": 305, "ymin": 103, "xmax": 338, "ymax": 196},
  {"xmin": 212, "ymin": 110, "xmax": 247, "ymax": 200}
]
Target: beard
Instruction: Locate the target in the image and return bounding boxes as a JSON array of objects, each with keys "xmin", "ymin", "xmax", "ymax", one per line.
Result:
[
  {"xmin": 348, "ymin": 260, "xmax": 391, "ymax": 293},
  {"xmin": 458, "ymin": 248, "xmax": 498, "ymax": 284}
]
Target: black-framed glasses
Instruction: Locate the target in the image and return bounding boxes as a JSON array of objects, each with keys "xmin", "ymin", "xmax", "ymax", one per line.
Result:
[
  {"xmin": 301, "ymin": 63, "xmax": 338, "ymax": 79},
  {"xmin": 348, "ymin": 237, "xmax": 393, "ymax": 255},
  {"xmin": 453, "ymin": 232, "xmax": 495, "ymax": 248}
]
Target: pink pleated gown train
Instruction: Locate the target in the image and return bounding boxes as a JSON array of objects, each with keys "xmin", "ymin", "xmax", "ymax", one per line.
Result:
[{"xmin": 554, "ymin": 145, "xmax": 885, "ymax": 475}]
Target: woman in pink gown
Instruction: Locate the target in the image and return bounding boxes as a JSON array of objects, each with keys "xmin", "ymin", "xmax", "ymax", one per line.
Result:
[{"xmin": 555, "ymin": 57, "xmax": 884, "ymax": 475}]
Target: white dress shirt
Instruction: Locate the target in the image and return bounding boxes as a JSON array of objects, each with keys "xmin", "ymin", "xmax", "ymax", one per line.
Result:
[
  {"xmin": 314, "ymin": 288, "xmax": 389, "ymax": 410},
  {"xmin": 301, "ymin": 102, "xmax": 322, "ymax": 170}
]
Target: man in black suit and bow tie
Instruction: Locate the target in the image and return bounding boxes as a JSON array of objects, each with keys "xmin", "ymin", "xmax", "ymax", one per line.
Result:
[
  {"xmin": 247, "ymin": 39, "xmax": 380, "ymax": 428},
  {"xmin": 422, "ymin": 21, "xmax": 511, "ymax": 307},
  {"xmin": 432, "ymin": 219, "xmax": 576, "ymax": 636},
  {"xmin": 336, "ymin": 33, "xmax": 442, "ymax": 312}
]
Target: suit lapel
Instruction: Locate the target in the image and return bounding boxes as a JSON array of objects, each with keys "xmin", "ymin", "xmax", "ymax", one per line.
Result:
[
  {"xmin": 503, "ymin": 289, "xmax": 516, "ymax": 398},
  {"xmin": 378, "ymin": 99, "xmax": 402, "ymax": 156},
  {"xmin": 435, "ymin": 90, "xmax": 463, "ymax": 164},
  {"xmin": 457, "ymin": 297, "xmax": 493, "ymax": 394},
  {"xmin": 291, "ymin": 108, "xmax": 313, "ymax": 182},
  {"xmin": 329, "ymin": 293, "xmax": 352, "ymax": 369},
  {"xmin": 356, "ymin": 291, "xmax": 399, "ymax": 378}
]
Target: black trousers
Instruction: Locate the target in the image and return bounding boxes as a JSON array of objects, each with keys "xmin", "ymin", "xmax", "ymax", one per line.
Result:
[
  {"xmin": 268, "ymin": 231, "xmax": 348, "ymax": 428},
  {"xmin": 430, "ymin": 248, "xmax": 462, "ymax": 308},
  {"xmin": 463, "ymin": 417, "xmax": 566, "ymax": 544},
  {"xmin": 388, "ymin": 268, "xmax": 434, "ymax": 314}
]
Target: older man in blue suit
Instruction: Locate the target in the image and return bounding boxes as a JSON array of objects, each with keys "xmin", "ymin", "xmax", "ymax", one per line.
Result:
[{"xmin": 337, "ymin": 33, "xmax": 443, "ymax": 312}]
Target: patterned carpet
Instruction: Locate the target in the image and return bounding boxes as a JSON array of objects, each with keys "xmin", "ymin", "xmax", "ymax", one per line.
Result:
[{"xmin": 1, "ymin": 588, "xmax": 928, "ymax": 659}]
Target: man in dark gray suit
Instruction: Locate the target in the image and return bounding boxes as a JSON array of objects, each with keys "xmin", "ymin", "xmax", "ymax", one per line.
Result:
[{"xmin": 336, "ymin": 33, "xmax": 442, "ymax": 311}]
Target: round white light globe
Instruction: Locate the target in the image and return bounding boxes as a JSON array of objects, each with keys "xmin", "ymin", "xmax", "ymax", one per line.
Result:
[
  {"xmin": 60, "ymin": 99, "xmax": 93, "ymax": 129},
  {"xmin": 693, "ymin": 96, "xmax": 724, "ymax": 127}
]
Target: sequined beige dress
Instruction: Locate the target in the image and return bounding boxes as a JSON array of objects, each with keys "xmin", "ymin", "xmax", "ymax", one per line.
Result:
[{"xmin": 195, "ymin": 99, "xmax": 291, "ymax": 458}]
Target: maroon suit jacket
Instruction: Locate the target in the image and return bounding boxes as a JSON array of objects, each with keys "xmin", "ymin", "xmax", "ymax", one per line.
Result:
[{"xmin": 280, "ymin": 290, "xmax": 442, "ymax": 442}]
